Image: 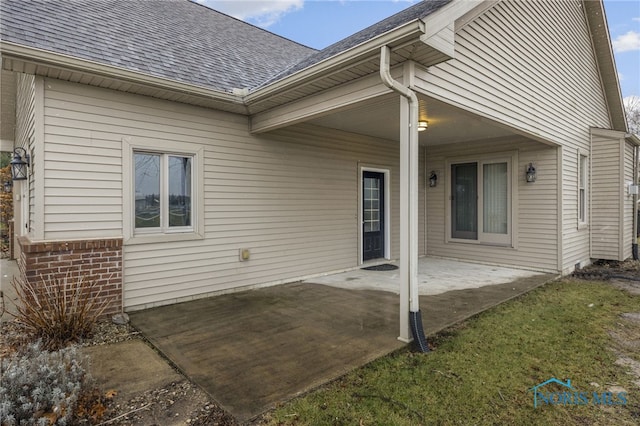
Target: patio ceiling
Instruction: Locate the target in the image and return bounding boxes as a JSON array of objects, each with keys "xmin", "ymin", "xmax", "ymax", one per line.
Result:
[{"xmin": 308, "ymin": 93, "xmax": 515, "ymax": 145}]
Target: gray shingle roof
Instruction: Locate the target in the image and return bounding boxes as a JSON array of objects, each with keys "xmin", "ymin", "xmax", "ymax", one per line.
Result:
[
  {"xmin": 0, "ymin": 0, "xmax": 316, "ymax": 92},
  {"xmin": 0, "ymin": 0, "xmax": 451, "ymax": 93}
]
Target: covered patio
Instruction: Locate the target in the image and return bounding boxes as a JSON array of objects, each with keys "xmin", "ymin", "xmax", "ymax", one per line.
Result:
[{"xmin": 129, "ymin": 258, "xmax": 556, "ymax": 421}]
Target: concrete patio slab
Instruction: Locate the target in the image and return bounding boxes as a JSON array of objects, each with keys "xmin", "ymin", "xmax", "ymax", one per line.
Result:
[
  {"xmin": 306, "ymin": 257, "xmax": 545, "ymax": 295},
  {"xmin": 129, "ymin": 270, "xmax": 556, "ymax": 422},
  {"xmin": 82, "ymin": 339, "xmax": 183, "ymax": 401},
  {"xmin": 129, "ymin": 283, "xmax": 403, "ymax": 422}
]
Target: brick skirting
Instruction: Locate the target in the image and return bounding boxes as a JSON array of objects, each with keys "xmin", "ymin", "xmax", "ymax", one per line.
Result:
[{"xmin": 17, "ymin": 236, "xmax": 123, "ymax": 317}]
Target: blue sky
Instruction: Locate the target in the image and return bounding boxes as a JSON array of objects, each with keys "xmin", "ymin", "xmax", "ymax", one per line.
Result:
[{"xmin": 205, "ymin": 0, "xmax": 640, "ymax": 100}]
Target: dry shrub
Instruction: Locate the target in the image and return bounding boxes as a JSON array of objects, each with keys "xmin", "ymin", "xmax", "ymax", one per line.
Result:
[
  {"xmin": 0, "ymin": 165, "xmax": 12, "ymax": 257},
  {"xmin": 11, "ymin": 273, "xmax": 108, "ymax": 350},
  {"xmin": 0, "ymin": 342, "xmax": 87, "ymax": 425}
]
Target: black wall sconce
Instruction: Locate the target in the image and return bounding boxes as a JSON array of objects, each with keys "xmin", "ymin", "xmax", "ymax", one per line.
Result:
[
  {"xmin": 3, "ymin": 180, "xmax": 13, "ymax": 193},
  {"xmin": 525, "ymin": 163, "xmax": 536, "ymax": 183},
  {"xmin": 10, "ymin": 147, "xmax": 30, "ymax": 181},
  {"xmin": 429, "ymin": 171, "xmax": 438, "ymax": 187}
]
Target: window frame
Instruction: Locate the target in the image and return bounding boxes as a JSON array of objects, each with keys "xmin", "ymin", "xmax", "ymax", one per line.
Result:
[
  {"xmin": 133, "ymin": 151, "xmax": 194, "ymax": 235},
  {"xmin": 578, "ymin": 150, "xmax": 589, "ymax": 229},
  {"xmin": 446, "ymin": 151, "xmax": 517, "ymax": 247},
  {"xmin": 123, "ymin": 137, "xmax": 204, "ymax": 245}
]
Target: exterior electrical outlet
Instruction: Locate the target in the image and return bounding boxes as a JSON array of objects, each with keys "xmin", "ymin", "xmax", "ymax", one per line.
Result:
[{"xmin": 239, "ymin": 249, "xmax": 250, "ymax": 262}]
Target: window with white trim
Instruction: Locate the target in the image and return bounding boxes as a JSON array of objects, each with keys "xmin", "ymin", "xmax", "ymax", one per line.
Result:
[
  {"xmin": 449, "ymin": 157, "xmax": 512, "ymax": 245},
  {"xmin": 578, "ymin": 152, "xmax": 588, "ymax": 226},
  {"xmin": 134, "ymin": 151, "xmax": 193, "ymax": 234}
]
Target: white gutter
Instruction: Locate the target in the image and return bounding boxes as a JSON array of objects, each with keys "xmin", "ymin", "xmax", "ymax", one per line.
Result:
[
  {"xmin": 0, "ymin": 41, "xmax": 242, "ymax": 105},
  {"xmin": 380, "ymin": 46, "xmax": 422, "ymax": 345},
  {"xmin": 246, "ymin": 20, "xmax": 426, "ymax": 104}
]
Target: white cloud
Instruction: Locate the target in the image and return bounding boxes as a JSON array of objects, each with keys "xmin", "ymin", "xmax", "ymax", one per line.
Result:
[
  {"xmin": 633, "ymin": 17, "xmax": 640, "ymax": 22},
  {"xmin": 618, "ymin": 72, "xmax": 624, "ymax": 82},
  {"xmin": 206, "ymin": 1, "xmax": 303, "ymax": 27},
  {"xmin": 613, "ymin": 30, "xmax": 640, "ymax": 53}
]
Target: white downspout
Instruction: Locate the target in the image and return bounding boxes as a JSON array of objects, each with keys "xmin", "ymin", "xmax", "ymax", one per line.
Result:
[{"xmin": 380, "ymin": 46, "xmax": 422, "ymax": 345}]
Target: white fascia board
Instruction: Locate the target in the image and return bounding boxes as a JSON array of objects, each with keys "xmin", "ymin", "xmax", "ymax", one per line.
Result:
[
  {"xmin": 626, "ymin": 133, "xmax": 640, "ymax": 146},
  {"xmin": 0, "ymin": 41, "xmax": 242, "ymax": 105},
  {"xmin": 422, "ymin": 0, "xmax": 485, "ymax": 37},
  {"xmin": 583, "ymin": 0, "xmax": 627, "ymax": 132},
  {"xmin": 590, "ymin": 127, "xmax": 627, "ymax": 138},
  {"xmin": 420, "ymin": 23, "xmax": 456, "ymax": 59},
  {"xmin": 245, "ymin": 20, "xmax": 427, "ymax": 105},
  {"xmin": 246, "ymin": 0, "xmax": 483, "ymax": 112},
  {"xmin": 419, "ymin": 0, "xmax": 489, "ymax": 59},
  {"xmin": 589, "ymin": 128, "xmax": 640, "ymax": 148}
]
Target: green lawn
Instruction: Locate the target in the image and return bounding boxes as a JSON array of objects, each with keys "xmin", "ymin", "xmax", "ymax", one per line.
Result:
[{"xmin": 263, "ymin": 280, "xmax": 640, "ymax": 425}]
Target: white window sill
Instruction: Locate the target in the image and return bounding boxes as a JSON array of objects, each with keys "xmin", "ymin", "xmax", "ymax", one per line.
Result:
[
  {"xmin": 125, "ymin": 231, "xmax": 204, "ymax": 245},
  {"xmin": 447, "ymin": 238, "xmax": 514, "ymax": 249}
]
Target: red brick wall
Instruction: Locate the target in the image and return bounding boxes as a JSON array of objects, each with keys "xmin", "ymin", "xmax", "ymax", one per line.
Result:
[{"xmin": 17, "ymin": 236, "xmax": 123, "ymax": 317}]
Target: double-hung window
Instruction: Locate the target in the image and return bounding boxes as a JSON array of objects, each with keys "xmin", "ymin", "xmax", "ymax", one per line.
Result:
[
  {"xmin": 578, "ymin": 152, "xmax": 588, "ymax": 227},
  {"xmin": 134, "ymin": 151, "xmax": 193, "ymax": 234},
  {"xmin": 449, "ymin": 155, "xmax": 513, "ymax": 246}
]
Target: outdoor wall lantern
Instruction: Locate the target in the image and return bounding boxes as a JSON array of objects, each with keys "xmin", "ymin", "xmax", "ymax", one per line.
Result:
[
  {"xmin": 525, "ymin": 163, "xmax": 537, "ymax": 183},
  {"xmin": 429, "ymin": 171, "xmax": 438, "ymax": 187},
  {"xmin": 3, "ymin": 180, "xmax": 12, "ymax": 193},
  {"xmin": 10, "ymin": 147, "xmax": 30, "ymax": 181},
  {"xmin": 418, "ymin": 121, "xmax": 429, "ymax": 132}
]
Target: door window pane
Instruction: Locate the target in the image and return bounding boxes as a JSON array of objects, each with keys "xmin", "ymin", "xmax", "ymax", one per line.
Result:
[
  {"xmin": 451, "ymin": 163, "xmax": 477, "ymax": 239},
  {"xmin": 135, "ymin": 153, "xmax": 160, "ymax": 228},
  {"xmin": 169, "ymin": 156, "xmax": 192, "ymax": 227},
  {"xmin": 364, "ymin": 177, "xmax": 380, "ymax": 232},
  {"xmin": 483, "ymin": 162, "xmax": 508, "ymax": 234}
]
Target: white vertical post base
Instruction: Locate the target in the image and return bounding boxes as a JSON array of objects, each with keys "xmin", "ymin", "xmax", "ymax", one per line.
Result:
[{"xmin": 398, "ymin": 95, "xmax": 412, "ymax": 342}]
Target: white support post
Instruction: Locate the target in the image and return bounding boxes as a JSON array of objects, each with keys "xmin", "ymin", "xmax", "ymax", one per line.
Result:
[
  {"xmin": 408, "ymin": 84, "xmax": 419, "ymax": 315},
  {"xmin": 380, "ymin": 46, "xmax": 421, "ymax": 343},
  {"xmin": 398, "ymin": 95, "xmax": 411, "ymax": 342}
]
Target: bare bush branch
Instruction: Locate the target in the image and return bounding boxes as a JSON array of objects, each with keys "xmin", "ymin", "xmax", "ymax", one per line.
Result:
[
  {"xmin": 624, "ymin": 95, "xmax": 640, "ymax": 136},
  {"xmin": 10, "ymin": 273, "xmax": 109, "ymax": 350}
]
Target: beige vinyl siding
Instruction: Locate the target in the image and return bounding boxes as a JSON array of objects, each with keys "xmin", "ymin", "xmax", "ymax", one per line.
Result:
[
  {"xmin": 415, "ymin": 0, "xmax": 609, "ymax": 146},
  {"xmin": 561, "ymin": 147, "xmax": 589, "ymax": 271},
  {"xmin": 128, "ymin": 122, "xmax": 401, "ymax": 308},
  {"xmin": 43, "ymin": 81, "xmax": 125, "ymax": 239},
  {"xmin": 425, "ymin": 138, "xmax": 558, "ymax": 273},
  {"xmin": 41, "ymin": 79, "xmax": 403, "ymax": 309},
  {"xmin": 15, "ymin": 73, "xmax": 36, "ymax": 237},
  {"xmin": 590, "ymin": 131, "xmax": 635, "ymax": 262},
  {"xmin": 623, "ymin": 140, "xmax": 635, "ymax": 260},
  {"xmin": 591, "ymin": 134, "xmax": 621, "ymax": 260},
  {"xmin": 413, "ymin": 0, "xmax": 610, "ymax": 272}
]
